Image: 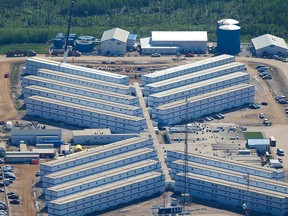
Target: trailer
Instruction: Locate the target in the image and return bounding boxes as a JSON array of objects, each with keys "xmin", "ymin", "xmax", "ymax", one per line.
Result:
[{"xmin": 6, "ymin": 50, "xmax": 37, "ymax": 58}]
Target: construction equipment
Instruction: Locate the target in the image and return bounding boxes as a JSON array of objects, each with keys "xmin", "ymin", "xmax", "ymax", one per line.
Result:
[
  {"xmin": 49, "ymin": 49, "xmax": 81, "ymax": 57},
  {"xmin": 6, "ymin": 50, "xmax": 37, "ymax": 57},
  {"xmin": 63, "ymin": 0, "xmax": 75, "ymax": 63}
]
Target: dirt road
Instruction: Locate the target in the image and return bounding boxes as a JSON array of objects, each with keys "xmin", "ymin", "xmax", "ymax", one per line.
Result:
[
  {"xmin": 0, "ymin": 62, "xmax": 17, "ymax": 121},
  {"xmin": 7, "ymin": 164, "xmax": 39, "ymax": 216}
]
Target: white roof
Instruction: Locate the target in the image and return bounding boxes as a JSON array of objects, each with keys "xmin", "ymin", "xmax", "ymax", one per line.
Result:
[
  {"xmin": 219, "ymin": 24, "xmax": 241, "ymax": 31},
  {"xmin": 151, "ymin": 31, "xmax": 207, "ymax": 42},
  {"xmin": 101, "ymin": 28, "xmax": 130, "ymax": 43},
  {"xmin": 251, "ymin": 34, "xmax": 288, "ymax": 51},
  {"xmin": 140, "ymin": 37, "xmax": 178, "ymax": 49},
  {"xmin": 217, "ymin": 18, "xmax": 239, "ymax": 25}
]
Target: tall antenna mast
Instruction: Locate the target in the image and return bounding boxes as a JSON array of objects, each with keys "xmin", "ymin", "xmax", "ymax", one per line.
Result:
[
  {"xmin": 180, "ymin": 97, "xmax": 190, "ymax": 214},
  {"xmin": 63, "ymin": 0, "xmax": 74, "ymax": 63}
]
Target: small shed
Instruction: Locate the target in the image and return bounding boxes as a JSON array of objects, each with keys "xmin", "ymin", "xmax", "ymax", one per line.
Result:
[
  {"xmin": 247, "ymin": 139, "xmax": 270, "ymax": 155},
  {"xmin": 5, "ymin": 152, "xmax": 39, "ymax": 164}
]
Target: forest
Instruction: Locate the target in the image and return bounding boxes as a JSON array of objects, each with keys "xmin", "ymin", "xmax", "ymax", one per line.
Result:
[{"xmin": 0, "ymin": 0, "xmax": 287, "ymax": 45}]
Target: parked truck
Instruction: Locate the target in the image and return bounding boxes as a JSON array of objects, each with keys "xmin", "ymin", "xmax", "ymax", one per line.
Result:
[
  {"xmin": 6, "ymin": 50, "xmax": 37, "ymax": 57},
  {"xmin": 269, "ymin": 136, "xmax": 276, "ymax": 147}
]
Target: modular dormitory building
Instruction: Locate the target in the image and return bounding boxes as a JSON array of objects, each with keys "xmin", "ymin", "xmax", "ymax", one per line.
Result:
[
  {"xmin": 167, "ymin": 150, "xmax": 288, "ymax": 216},
  {"xmin": 22, "ymin": 76, "xmax": 139, "ymax": 106},
  {"xmin": 147, "ymin": 72, "xmax": 250, "ymax": 107},
  {"xmin": 152, "ymin": 84, "xmax": 254, "ymax": 125},
  {"xmin": 23, "ymin": 86, "xmax": 143, "ymax": 117},
  {"xmin": 47, "ymin": 172, "xmax": 165, "ymax": 216},
  {"xmin": 25, "ymin": 57, "xmax": 129, "ymax": 85},
  {"xmin": 25, "ymin": 96, "xmax": 146, "ymax": 133},
  {"xmin": 144, "ymin": 62, "xmax": 246, "ymax": 96},
  {"xmin": 40, "ymin": 135, "xmax": 165, "ymax": 216},
  {"xmin": 141, "ymin": 54, "xmax": 235, "ymax": 85},
  {"xmin": 36, "ymin": 69, "xmax": 132, "ymax": 95}
]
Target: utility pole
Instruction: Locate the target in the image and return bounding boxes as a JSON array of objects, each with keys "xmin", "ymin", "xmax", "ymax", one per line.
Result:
[{"xmin": 63, "ymin": 0, "xmax": 74, "ymax": 63}]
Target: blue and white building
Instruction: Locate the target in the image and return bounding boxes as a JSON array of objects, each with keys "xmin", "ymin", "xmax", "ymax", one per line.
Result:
[
  {"xmin": 147, "ymin": 72, "xmax": 250, "ymax": 107},
  {"xmin": 25, "ymin": 57, "xmax": 129, "ymax": 85},
  {"xmin": 152, "ymin": 84, "xmax": 254, "ymax": 125},
  {"xmin": 167, "ymin": 150, "xmax": 288, "ymax": 216},
  {"xmin": 141, "ymin": 54, "xmax": 235, "ymax": 85},
  {"xmin": 25, "ymin": 96, "xmax": 146, "ymax": 133}
]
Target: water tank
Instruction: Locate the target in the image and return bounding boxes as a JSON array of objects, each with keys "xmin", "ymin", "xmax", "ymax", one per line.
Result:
[
  {"xmin": 69, "ymin": 33, "xmax": 77, "ymax": 40},
  {"xmin": 53, "ymin": 38, "xmax": 64, "ymax": 49},
  {"xmin": 217, "ymin": 24, "xmax": 241, "ymax": 55},
  {"xmin": 68, "ymin": 38, "xmax": 75, "ymax": 47},
  {"xmin": 217, "ymin": 18, "xmax": 239, "ymax": 26},
  {"xmin": 78, "ymin": 35, "xmax": 95, "ymax": 42},
  {"xmin": 75, "ymin": 40, "xmax": 94, "ymax": 53}
]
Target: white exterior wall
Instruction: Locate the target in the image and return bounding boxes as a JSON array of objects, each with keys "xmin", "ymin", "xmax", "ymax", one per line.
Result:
[
  {"xmin": 255, "ymin": 46, "xmax": 288, "ymax": 57},
  {"xmin": 153, "ymin": 85, "xmax": 254, "ymax": 124},
  {"xmin": 152, "ymin": 40, "xmax": 206, "ymax": 53},
  {"xmin": 25, "ymin": 58, "xmax": 129, "ymax": 85},
  {"xmin": 45, "ymin": 160, "xmax": 161, "ymax": 201},
  {"xmin": 40, "ymin": 136, "xmax": 153, "ymax": 174},
  {"xmin": 147, "ymin": 72, "xmax": 250, "ymax": 107},
  {"xmin": 101, "ymin": 39, "xmax": 127, "ymax": 56},
  {"xmin": 175, "ymin": 174, "xmax": 288, "ymax": 216},
  {"xmin": 166, "ymin": 151, "xmax": 285, "ymax": 181},
  {"xmin": 141, "ymin": 55, "xmax": 235, "ymax": 85},
  {"xmin": 47, "ymin": 172, "xmax": 165, "ymax": 216},
  {"xmin": 22, "ymin": 77, "xmax": 139, "ymax": 106},
  {"xmin": 141, "ymin": 47, "xmax": 179, "ymax": 55},
  {"xmin": 25, "ymin": 97, "xmax": 146, "ymax": 134},
  {"xmin": 37, "ymin": 69, "xmax": 131, "ymax": 95},
  {"xmin": 144, "ymin": 63, "xmax": 246, "ymax": 96},
  {"xmin": 42, "ymin": 148, "xmax": 157, "ymax": 189},
  {"xmin": 23, "ymin": 86, "xmax": 142, "ymax": 117},
  {"xmin": 73, "ymin": 133, "xmax": 138, "ymax": 145}
]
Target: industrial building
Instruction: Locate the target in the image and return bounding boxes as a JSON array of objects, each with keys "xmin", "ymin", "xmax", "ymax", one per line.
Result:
[
  {"xmin": 36, "ymin": 68, "xmax": 132, "ymax": 95},
  {"xmin": 5, "ymin": 152, "xmax": 39, "ymax": 164},
  {"xmin": 10, "ymin": 129, "xmax": 62, "ymax": 146},
  {"xmin": 152, "ymin": 84, "xmax": 254, "ymax": 125},
  {"xmin": 147, "ymin": 72, "xmax": 251, "ymax": 107},
  {"xmin": 72, "ymin": 129, "xmax": 138, "ymax": 145},
  {"xmin": 247, "ymin": 139, "xmax": 270, "ymax": 155},
  {"xmin": 144, "ymin": 62, "xmax": 246, "ymax": 96},
  {"xmin": 251, "ymin": 34, "xmax": 288, "ymax": 57},
  {"xmin": 23, "ymin": 86, "xmax": 142, "ymax": 117},
  {"xmin": 141, "ymin": 54, "xmax": 235, "ymax": 85},
  {"xmin": 24, "ymin": 57, "xmax": 129, "ymax": 85},
  {"xmin": 22, "ymin": 76, "xmax": 139, "ymax": 106},
  {"xmin": 140, "ymin": 31, "xmax": 208, "ymax": 55},
  {"xmin": 40, "ymin": 134, "xmax": 165, "ymax": 216},
  {"xmin": 127, "ymin": 34, "xmax": 137, "ymax": 51},
  {"xmin": 25, "ymin": 96, "xmax": 146, "ymax": 133},
  {"xmin": 167, "ymin": 150, "xmax": 288, "ymax": 216},
  {"xmin": 101, "ymin": 28, "xmax": 130, "ymax": 56}
]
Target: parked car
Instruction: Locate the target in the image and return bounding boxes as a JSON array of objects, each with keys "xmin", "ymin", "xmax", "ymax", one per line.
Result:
[
  {"xmin": 151, "ymin": 53, "xmax": 161, "ymax": 57},
  {"xmin": 275, "ymin": 95, "xmax": 286, "ymax": 101},
  {"xmin": 278, "ymin": 99, "xmax": 288, "ymax": 104},
  {"xmin": 0, "ymin": 189, "xmax": 4, "ymax": 192},
  {"xmin": 35, "ymin": 171, "xmax": 40, "ymax": 177},
  {"xmin": 262, "ymin": 75, "xmax": 272, "ymax": 79},
  {"xmin": 9, "ymin": 199, "xmax": 20, "ymax": 205},
  {"xmin": 184, "ymin": 53, "xmax": 194, "ymax": 57},
  {"xmin": 7, "ymin": 192, "xmax": 17, "ymax": 196},
  {"xmin": 259, "ymin": 113, "xmax": 265, "ymax": 118},
  {"xmin": 277, "ymin": 148, "xmax": 285, "ymax": 156},
  {"xmin": 8, "ymin": 194, "xmax": 19, "ymax": 199},
  {"xmin": 261, "ymin": 101, "xmax": 268, "ymax": 106}
]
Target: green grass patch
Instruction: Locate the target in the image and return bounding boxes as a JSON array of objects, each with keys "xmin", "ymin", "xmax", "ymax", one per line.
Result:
[
  {"xmin": 0, "ymin": 43, "xmax": 49, "ymax": 54},
  {"xmin": 10, "ymin": 63, "xmax": 21, "ymax": 88},
  {"xmin": 243, "ymin": 132, "xmax": 264, "ymax": 139}
]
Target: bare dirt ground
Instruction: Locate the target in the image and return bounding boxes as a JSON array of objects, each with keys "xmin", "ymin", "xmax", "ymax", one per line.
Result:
[
  {"xmin": 6, "ymin": 164, "xmax": 39, "ymax": 216},
  {"xmin": 0, "ymin": 62, "xmax": 18, "ymax": 121}
]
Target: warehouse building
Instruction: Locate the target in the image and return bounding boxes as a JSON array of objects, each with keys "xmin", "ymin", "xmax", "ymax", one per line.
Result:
[
  {"xmin": 47, "ymin": 172, "xmax": 165, "ymax": 216},
  {"xmin": 37, "ymin": 68, "xmax": 132, "ymax": 95},
  {"xmin": 247, "ymin": 139, "xmax": 270, "ymax": 155},
  {"xmin": 11, "ymin": 129, "xmax": 62, "ymax": 145},
  {"xmin": 101, "ymin": 28, "xmax": 130, "ymax": 56},
  {"xmin": 251, "ymin": 34, "xmax": 288, "ymax": 57},
  {"xmin": 152, "ymin": 84, "xmax": 254, "ymax": 125},
  {"xmin": 33, "ymin": 148, "xmax": 55, "ymax": 158},
  {"xmin": 22, "ymin": 77, "xmax": 139, "ymax": 106},
  {"xmin": 5, "ymin": 152, "xmax": 39, "ymax": 164},
  {"xmin": 25, "ymin": 57, "xmax": 129, "ymax": 85},
  {"xmin": 167, "ymin": 150, "xmax": 288, "ymax": 216},
  {"xmin": 72, "ymin": 129, "xmax": 139, "ymax": 145},
  {"xmin": 141, "ymin": 54, "xmax": 235, "ymax": 85},
  {"xmin": 147, "ymin": 72, "xmax": 251, "ymax": 107},
  {"xmin": 23, "ymin": 86, "xmax": 143, "ymax": 117},
  {"xmin": 144, "ymin": 62, "xmax": 246, "ymax": 96},
  {"xmin": 140, "ymin": 31, "xmax": 208, "ymax": 55},
  {"xmin": 25, "ymin": 96, "xmax": 146, "ymax": 133}
]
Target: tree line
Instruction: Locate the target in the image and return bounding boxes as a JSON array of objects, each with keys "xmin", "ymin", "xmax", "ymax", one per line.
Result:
[{"xmin": 0, "ymin": 0, "xmax": 287, "ymax": 45}]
